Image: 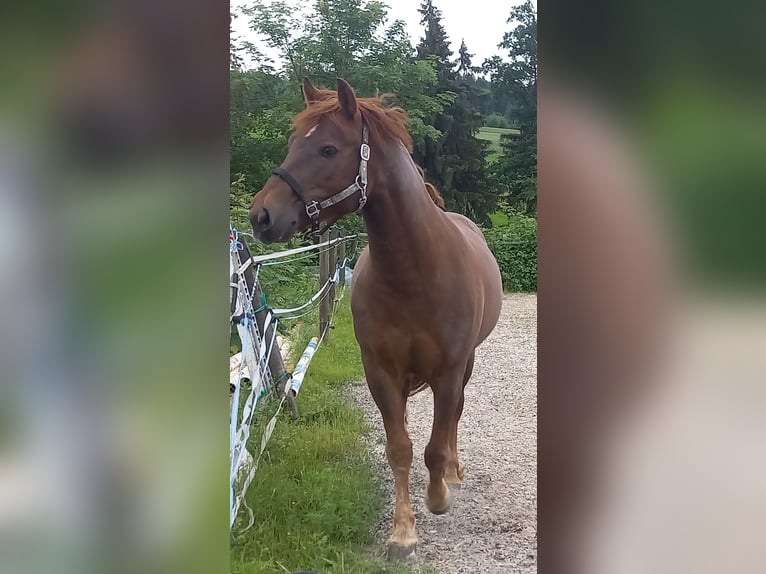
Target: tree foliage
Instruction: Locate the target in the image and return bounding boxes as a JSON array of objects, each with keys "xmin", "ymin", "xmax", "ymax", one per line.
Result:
[
  {"xmin": 484, "ymin": 0, "xmax": 537, "ymax": 215},
  {"xmin": 457, "ymin": 39, "xmax": 474, "ymax": 78},
  {"xmin": 412, "ymin": 0, "xmax": 496, "ymax": 223}
]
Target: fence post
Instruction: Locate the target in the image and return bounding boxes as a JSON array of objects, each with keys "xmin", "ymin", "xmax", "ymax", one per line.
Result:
[
  {"xmin": 319, "ymin": 229, "xmax": 331, "ymax": 339},
  {"xmin": 337, "ymin": 233, "xmax": 346, "ymax": 289},
  {"xmin": 252, "ymin": 282, "xmax": 291, "ymax": 398},
  {"xmin": 236, "ymin": 238, "xmax": 297, "ymax": 416}
]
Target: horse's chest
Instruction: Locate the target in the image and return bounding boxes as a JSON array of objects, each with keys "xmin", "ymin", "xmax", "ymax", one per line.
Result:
[
  {"xmin": 356, "ymin": 305, "xmax": 459, "ymax": 367},
  {"xmin": 352, "ymin": 269, "xmax": 475, "ymax": 371}
]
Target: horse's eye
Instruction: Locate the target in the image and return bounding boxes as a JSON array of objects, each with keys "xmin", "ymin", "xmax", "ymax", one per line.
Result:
[{"xmin": 320, "ymin": 145, "xmax": 337, "ymax": 158}]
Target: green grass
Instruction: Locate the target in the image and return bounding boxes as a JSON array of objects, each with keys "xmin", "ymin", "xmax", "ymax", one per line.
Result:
[
  {"xmin": 477, "ymin": 126, "xmax": 518, "ymax": 163},
  {"xmin": 477, "ymin": 125, "xmax": 519, "ymax": 143},
  {"xmin": 477, "ymin": 126, "xmax": 519, "ymax": 163},
  {"xmin": 231, "ymin": 299, "xmax": 423, "ymax": 574}
]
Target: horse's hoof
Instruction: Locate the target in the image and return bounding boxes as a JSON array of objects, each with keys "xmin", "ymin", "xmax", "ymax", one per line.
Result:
[
  {"xmin": 387, "ymin": 542, "xmax": 417, "ymax": 561},
  {"xmin": 447, "ymin": 481, "xmax": 463, "ymax": 490},
  {"xmin": 426, "ymin": 487, "xmax": 453, "ymax": 514},
  {"xmin": 428, "ymin": 503, "xmax": 450, "ymax": 515}
]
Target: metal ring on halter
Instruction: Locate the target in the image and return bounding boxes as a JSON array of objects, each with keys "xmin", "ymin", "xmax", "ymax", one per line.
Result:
[
  {"xmin": 354, "ymin": 175, "xmax": 367, "ymax": 210},
  {"xmin": 306, "ymin": 201, "xmax": 320, "ymax": 218}
]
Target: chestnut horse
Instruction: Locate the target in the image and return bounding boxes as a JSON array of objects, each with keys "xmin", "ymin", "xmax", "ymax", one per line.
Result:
[{"xmin": 249, "ymin": 78, "xmax": 502, "ymax": 558}]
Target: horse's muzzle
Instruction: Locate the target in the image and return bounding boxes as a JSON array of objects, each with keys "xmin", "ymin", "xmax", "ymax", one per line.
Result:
[{"xmin": 249, "ymin": 205, "xmax": 298, "ymax": 244}]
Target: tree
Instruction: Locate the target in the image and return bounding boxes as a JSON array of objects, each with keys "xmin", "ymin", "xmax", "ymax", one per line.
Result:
[
  {"xmin": 416, "ymin": 0, "xmax": 454, "ymax": 84},
  {"xmin": 229, "ymin": 69, "xmax": 301, "ymax": 194},
  {"xmin": 457, "ymin": 38, "xmax": 473, "ymax": 78},
  {"xmin": 484, "ymin": 0, "xmax": 537, "ymax": 215},
  {"xmin": 412, "ymin": 2, "xmax": 495, "ymax": 223}
]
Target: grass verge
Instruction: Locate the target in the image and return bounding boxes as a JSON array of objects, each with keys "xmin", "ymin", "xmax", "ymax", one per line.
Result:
[
  {"xmin": 477, "ymin": 126, "xmax": 520, "ymax": 161},
  {"xmin": 231, "ymin": 299, "xmax": 420, "ymax": 574}
]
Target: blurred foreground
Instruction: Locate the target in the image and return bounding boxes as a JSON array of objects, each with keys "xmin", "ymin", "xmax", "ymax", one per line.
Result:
[
  {"xmin": 0, "ymin": 1, "xmax": 228, "ymax": 573},
  {"xmin": 540, "ymin": 1, "xmax": 766, "ymax": 572}
]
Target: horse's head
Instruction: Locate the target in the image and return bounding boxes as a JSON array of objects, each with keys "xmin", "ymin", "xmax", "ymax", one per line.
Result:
[{"xmin": 249, "ymin": 78, "xmax": 368, "ymax": 243}]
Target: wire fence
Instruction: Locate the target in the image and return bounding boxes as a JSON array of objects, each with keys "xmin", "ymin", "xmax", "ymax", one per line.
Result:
[{"xmin": 229, "ymin": 225, "xmax": 364, "ymax": 530}]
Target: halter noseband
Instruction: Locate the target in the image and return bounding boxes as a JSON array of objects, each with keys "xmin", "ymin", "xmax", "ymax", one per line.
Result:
[{"xmin": 272, "ymin": 123, "xmax": 370, "ymax": 234}]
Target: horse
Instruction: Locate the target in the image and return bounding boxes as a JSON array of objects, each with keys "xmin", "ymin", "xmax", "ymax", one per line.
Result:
[
  {"xmin": 416, "ymin": 164, "xmax": 446, "ymax": 210},
  {"xmin": 249, "ymin": 78, "xmax": 503, "ymax": 559}
]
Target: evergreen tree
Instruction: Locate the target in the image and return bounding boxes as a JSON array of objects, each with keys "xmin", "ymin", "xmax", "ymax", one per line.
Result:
[
  {"xmin": 416, "ymin": 0, "xmax": 454, "ymax": 84},
  {"xmin": 457, "ymin": 38, "xmax": 473, "ymax": 78},
  {"xmin": 484, "ymin": 0, "xmax": 537, "ymax": 215},
  {"xmin": 413, "ymin": 1, "xmax": 495, "ymax": 223}
]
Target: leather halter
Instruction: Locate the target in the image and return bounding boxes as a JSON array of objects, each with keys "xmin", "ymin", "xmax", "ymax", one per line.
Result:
[{"xmin": 272, "ymin": 123, "xmax": 370, "ymax": 234}]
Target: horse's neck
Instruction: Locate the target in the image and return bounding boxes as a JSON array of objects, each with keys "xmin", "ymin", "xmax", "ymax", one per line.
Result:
[{"xmin": 362, "ymin": 143, "xmax": 446, "ymax": 279}]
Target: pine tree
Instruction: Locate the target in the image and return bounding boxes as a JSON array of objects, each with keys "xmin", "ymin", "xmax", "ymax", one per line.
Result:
[
  {"xmin": 484, "ymin": 0, "xmax": 537, "ymax": 215},
  {"xmin": 457, "ymin": 38, "xmax": 473, "ymax": 78},
  {"xmin": 416, "ymin": 0, "xmax": 454, "ymax": 84},
  {"xmin": 413, "ymin": 1, "xmax": 495, "ymax": 223}
]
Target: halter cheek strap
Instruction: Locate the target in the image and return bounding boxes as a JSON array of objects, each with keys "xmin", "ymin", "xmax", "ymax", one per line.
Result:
[{"xmin": 272, "ymin": 123, "xmax": 369, "ymax": 234}]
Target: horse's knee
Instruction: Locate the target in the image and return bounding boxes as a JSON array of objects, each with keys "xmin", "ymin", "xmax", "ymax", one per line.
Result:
[{"xmin": 386, "ymin": 437, "xmax": 413, "ymax": 469}]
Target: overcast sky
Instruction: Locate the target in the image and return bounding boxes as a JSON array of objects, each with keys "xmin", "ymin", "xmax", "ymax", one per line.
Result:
[{"xmin": 232, "ymin": 0, "xmax": 536, "ymax": 69}]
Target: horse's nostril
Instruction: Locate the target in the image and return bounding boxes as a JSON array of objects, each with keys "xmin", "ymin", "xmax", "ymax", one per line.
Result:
[{"xmin": 250, "ymin": 207, "xmax": 272, "ymax": 232}]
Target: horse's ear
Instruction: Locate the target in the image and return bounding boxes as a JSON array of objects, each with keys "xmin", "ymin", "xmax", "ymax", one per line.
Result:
[
  {"xmin": 302, "ymin": 77, "xmax": 320, "ymax": 105},
  {"xmin": 336, "ymin": 78, "xmax": 358, "ymax": 119}
]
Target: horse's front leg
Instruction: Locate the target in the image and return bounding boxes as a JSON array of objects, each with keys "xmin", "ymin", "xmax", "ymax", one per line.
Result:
[
  {"xmin": 425, "ymin": 366, "xmax": 466, "ymax": 514},
  {"xmin": 445, "ymin": 350, "xmax": 474, "ymax": 487},
  {"xmin": 365, "ymin": 362, "xmax": 417, "ymax": 560},
  {"xmin": 444, "ymin": 389, "xmax": 465, "ymax": 487}
]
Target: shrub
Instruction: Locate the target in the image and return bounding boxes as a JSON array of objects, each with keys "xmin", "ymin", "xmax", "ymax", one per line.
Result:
[
  {"xmin": 484, "ymin": 113, "xmax": 511, "ymax": 129},
  {"xmin": 481, "ymin": 214, "xmax": 537, "ymax": 292}
]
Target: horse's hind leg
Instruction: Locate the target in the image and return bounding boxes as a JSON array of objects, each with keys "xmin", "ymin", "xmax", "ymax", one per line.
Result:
[
  {"xmin": 424, "ymin": 368, "xmax": 465, "ymax": 514},
  {"xmin": 366, "ymin": 365, "xmax": 417, "ymax": 559},
  {"xmin": 444, "ymin": 391, "xmax": 465, "ymax": 486},
  {"xmin": 445, "ymin": 351, "xmax": 473, "ymax": 487}
]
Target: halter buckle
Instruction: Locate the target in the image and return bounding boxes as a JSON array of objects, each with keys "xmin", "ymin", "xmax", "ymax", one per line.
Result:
[
  {"xmin": 360, "ymin": 143, "xmax": 370, "ymax": 161},
  {"xmin": 306, "ymin": 201, "xmax": 320, "ymax": 218},
  {"xmin": 356, "ymin": 177, "xmax": 368, "ymax": 210}
]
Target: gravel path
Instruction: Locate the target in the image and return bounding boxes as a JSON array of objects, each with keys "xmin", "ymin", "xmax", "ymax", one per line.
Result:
[{"xmin": 349, "ymin": 294, "xmax": 537, "ymax": 573}]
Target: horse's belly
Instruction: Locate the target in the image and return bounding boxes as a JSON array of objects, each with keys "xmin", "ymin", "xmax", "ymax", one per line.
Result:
[
  {"xmin": 446, "ymin": 213, "xmax": 503, "ymax": 341},
  {"xmin": 477, "ymin": 266, "xmax": 503, "ymax": 344}
]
